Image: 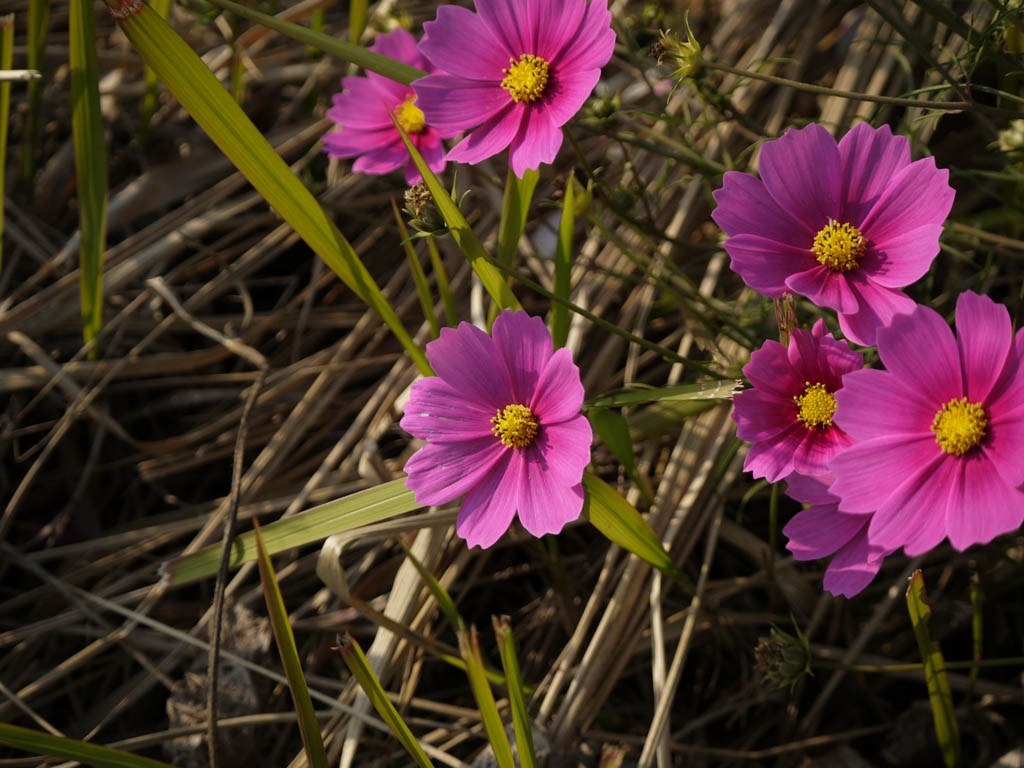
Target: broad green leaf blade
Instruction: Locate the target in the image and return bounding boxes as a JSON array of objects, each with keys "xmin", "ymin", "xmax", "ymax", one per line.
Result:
[
  {"xmin": 253, "ymin": 521, "xmax": 328, "ymax": 768},
  {"xmin": 108, "ymin": 2, "xmax": 431, "ymax": 375},
  {"xmin": 395, "ymin": 122, "xmax": 521, "ymax": 312},
  {"xmin": 588, "ymin": 380, "xmax": 741, "ymax": 408},
  {"xmin": 70, "ymin": 0, "xmax": 108, "ymax": 353},
  {"xmin": 337, "ymin": 634, "xmax": 435, "ymax": 768},
  {"xmin": 582, "ymin": 472, "xmax": 691, "ymax": 591},
  {"xmin": 906, "ymin": 570, "xmax": 961, "ymax": 768},
  {"xmin": 163, "ymin": 478, "xmax": 419, "ymax": 585},
  {"xmin": 0, "ymin": 14, "xmax": 12, "ymax": 270},
  {"xmin": 207, "ymin": 0, "xmax": 425, "ymax": 84},
  {"xmin": 497, "ymin": 168, "xmax": 539, "ymax": 267},
  {"xmin": 459, "ymin": 627, "xmax": 515, "ymax": 768},
  {"xmin": 550, "ymin": 175, "xmax": 575, "ymax": 349},
  {"xmin": 492, "ymin": 616, "xmax": 536, "ymax": 768},
  {"xmin": 587, "ymin": 408, "xmax": 650, "ymax": 504},
  {"xmin": 400, "ymin": 541, "xmax": 464, "ymax": 632},
  {"xmin": 0, "ymin": 722, "xmax": 174, "ymax": 768}
]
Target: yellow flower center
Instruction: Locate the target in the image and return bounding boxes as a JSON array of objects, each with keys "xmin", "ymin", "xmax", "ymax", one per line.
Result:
[
  {"xmin": 395, "ymin": 95, "xmax": 426, "ymax": 134},
  {"xmin": 811, "ymin": 219, "xmax": 866, "ymax": 272},
  {"xmin": 931, "ymin": 397, "xmax": 988, "ymax": 456},
  {"xmin": 500, "ymin": 54, "xmax": 550, "ymax": 104},
  {"xmin": 793, "ymin": 382, "xmax": 837, "ymax": 429},
  {"xmin": 491, "ymin": 404, "xmax": 539, "ymax": 449}
]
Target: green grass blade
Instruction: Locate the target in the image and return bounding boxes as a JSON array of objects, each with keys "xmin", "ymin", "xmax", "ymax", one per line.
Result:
[
  {"xmin": 492, "ymin": 616, "xmax": 536, "ymax": 768},
  {"xmin": 207, "ymin": 0, "xmax": 425, "ymax": 84},
  {"xmin": 0, "ymin": 14, "xmax": 12, "ymax": 270},
  {"xmin": 400, "ymin": 541, "xmax": 464, "ymax": 632},
  {"xmin": 587, "ymin": 408, "xmax": 650, "ymax": 505},
  {"xmin": 587, "ymin": 380, "xmax": 741, "ymax": 408},
  {"xmin": 348, "ymin": 0, "xmax": 367, "ymax": 45},
  {"xmin": 108, "ymin": 1, "xmax": 431, "ymax": 375},
  {"xmin": 0, "ymin": 722, "xmax": 174, "ymax": 768},
  {"xmin": 906, "ymin": 570, "xmax": 961, "ymax": 768},
  {"xmin": 393, "ymin": 199, "xmax": 440, "ymax": 338},
  {"xmin": 21, "ymin": 0, "xmax": 48, "ymax": 187},
  {"xmin": 163, "ymin": 478, "xmax": 419, "ymax": 585},
  {"xmin": 426, "ymin": 237, "xmax": 458, "ymax": 327},
  {"xmin": 70, "ymin": 0, "xmax": 108, "ymax": 354},
  {"xmin": 337, "ymin": 634, "xmax": 435, "ymax": 768},
  {"xmin": 138, "ymin": 0, "xmax": 170, "ymax": 140},
  {"xmin": 253, "ymin": 521, "xmax": 329, "ymax": 768},
  {"xmin": 497, "ymin": 167, "xmax": 538, "ymax": 267},
  {"xmin": 582, "ymin": 472, "xmax": 691, "ymax": 591},
  {"xmin": 459, "ymin": 626, "xmax": 515, "ymax": 768},
  {"xmin": 550, "ymin": 175, "xmax": 575, "ymax": 348},
  {"xmin": 395, "ymin": 122, "xmax": 521, "ymax": 312}
]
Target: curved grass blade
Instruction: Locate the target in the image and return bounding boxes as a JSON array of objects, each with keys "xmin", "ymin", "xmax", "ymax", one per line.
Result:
[
  {"xmin": 138, "ymin": 0, "xmax": 170, "ymax": 140},
  {"xmin": 206, "ymin": 0, "xmax": 425, "ymax": 85},
  {"xmin": 906, "ymin": 570, "xmax": 961, "ymax": 768},
  {"xmin": 163, "ymin": 478, "xmax": 419, "ymax": 586},
  {"xmin": 253, "ymin": 520, "xmax": 329, "ymax": 768},
  {"xmin": 587, "ymin": 380, "xmax": 741, "ymax": 408},
  {"xmin": 393, "ymin": 199, "xmax": 440, "ymax": 338},
  {"xmin": 348, "ymin": 0, "xmax": 367, "ymax": 45},
  {"xmin": 337, "ymin": 633, "xmax": 435, "ymax": 768},
  {"xmin": 105, "ymin": 0, "xmax": 431, "ymax": 375},
  {"xmin": 0, "ymin": 722, "xmax": 174, "ymax": 768},
  {"xmin": 492, "ymin": 616, "xmax": 536, "ymax": 768},
  {"xmin": 71, "ymin": 0, "xmax": 108, "ymax": 354},
  {"xmin": 21, "ymin": 0, "xmax": 48, "ymax": 187},
  {"xmin": 550, "ymin": 174, "xmax": 575, "ymax": 348},
  {"xmin": 459, "ymin": 626, "xmax": 515, "ymax": 768},
  {"xmin": 582, "ymin": 472, "xmax": 691, "ymax": 591},
  {"xmin": 497, "ymin": 167, "xmax": 538, "ymax": 267},
  {"xmin": 400, "ymin": 540, "xmax": 464, "ymax": 632}
]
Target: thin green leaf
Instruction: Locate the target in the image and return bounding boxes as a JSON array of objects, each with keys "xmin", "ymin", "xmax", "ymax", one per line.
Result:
[
  {"xmin": 207, "ymin": 0, "xmax": 425, "ymax": 84},
  {"xmin": 163, "ymin": 478, "xmax": 419, "ymax": 585},
  {"xmin": 497, "ymin": 168, "xmax": 539, "ymax": 267},
  {"xmin": 492, "ymin": 616, "xmax": 536, "ymax": 768},
  {"xmin": 459, "ymin": 626, "xmax": 515, "ymax": 768},
  {"xmin": 550, "ymin": 174, "xmax": 575, "ymax": 348},
  {"xmin": 138, "ymin": 0, "xmax": 170, "ymax": 140},
  {"xmin": 0, "ymin": 14, "xmax": 12, "ymax": 270},
  {"xmin": 587, "ymin": 408, "xmax": 650, "ymax": 504},
  {"xmin": 969, "ymin": 574, "xmax": 983, "ymax": 699},
  {"xmin": 348, "ymin": 0, "xmax": 367, "ymax": 45},
  {"xmin": 337, "ymin": 634, "xmax": 435, "ymax": 768},
  {"xmin": 629, "ymin": 399, "xmax": 724, "ymax": 440},
  {"xmin": 906, "ymin": 570, "xmax": 961, "ymax": 768},
  {"xmin": 587, "ymin": 380, "xmax": 741, "ymax": 408},
  {"xmin": 253, "ymin": 520, "xmax": 329, "ymax": 768},
  {"xmin": 71, "ymin": 0, "xmax": 108, "ymax": 354},
  {"xmin": 582, "ymin": 472, "xmax": 691, "ymax": 591},
  {"xmin": 394, "ymin": 121, "xmax": 521, "ymax": 312},
  {"xmin": 393, "ymin": 199, "xmax": 440, "ymax": 338},
  {"xmin": 400, "ymin": 541, "xmax": 464, "ymax": 632},
  {"xmin": 426, "ymin": 237, "xmax": 458, "ymax": 327},
  {"xmin": 0, "ymin": 722, "xmax": 174, "ymax": 768},
  {"xmin": 21, "ymin": 0, "xmax": 48, "ymax": 186},
  {"xmin": 108, "ymin": 2, "xmax": 431, "ymax": 375}
]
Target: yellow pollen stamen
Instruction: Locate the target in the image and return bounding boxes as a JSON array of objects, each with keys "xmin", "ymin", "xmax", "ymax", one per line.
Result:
[
  {"xmin": 931, "ymin": 397, "xmax": 988, "ymax": 456},
  {"xmin": 793, "ymin": 381, "xmax": 837, "ymax": 429},
  {"xmin": 500, "ymin": 54, "xmax": 550, "ymax": 104},
  {"xmin": 811, "ymin": 219, "xmax": 866, "ymax": 272},
  {"xmin": 395, "ymin": 95, "xmax": 426, "ymax": 134},
  {"xmin": 491, "ymin": 404, "xmax": 539, "ymax": 449}
]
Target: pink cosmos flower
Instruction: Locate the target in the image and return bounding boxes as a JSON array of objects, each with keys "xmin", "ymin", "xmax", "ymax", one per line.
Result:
[
  {"xmin": 400, "ymin": 311, "xmax": 593, "ymax": 548},
  {"xmin": 323, "ymin": 29, "xmax": 454, "ymax": 183},
  {"xmin": 412, "ymin": 0, "xmax": 616, "ymax": 177},
  {"xmin": 712, "ymin": 123, "xmax": 955, "ymax": 346},
  {"xmin": 783, "ymin": 472, "xmax": 891, "ymax": 598},
  {"xmin": 732, "ymin": 319, "xmax": 862, "ymax": 483},
  {"xmin": 830, "ymin": 292, "xmax": 1024, "ymax": 555}
]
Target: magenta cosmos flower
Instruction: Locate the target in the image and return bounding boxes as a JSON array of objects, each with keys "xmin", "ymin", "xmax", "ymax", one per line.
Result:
[
  {"xmin": 712, "ymin": 123, "xmax": 955, "ymax": 346},
  {"xmin": 783, "ymin": 473, "xmax": 891, "ymax": 598},
  {"xmin": 831, "ymin": 292, "xmax": 1024, "ymax": 555},
  {"xmin": 323, "ymin": 28, "xmax": 454, "ymax": 183},
  {"xmin": 412, "ymin": 0, "xmax": 616, "ymax": 177},
  {"xmin": 400, "ymin": 311, "xmax": 592, "ymax": 548},
  {"xmin": 732, "ymin": 319, "xmax": 862, "ymax": 483}
]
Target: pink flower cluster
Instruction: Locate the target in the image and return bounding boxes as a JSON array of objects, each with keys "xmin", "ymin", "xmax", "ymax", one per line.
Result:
[
  {"xmin": 324, "ymin": 0, "xmax": 616, "ymax": 180},
  {"xmin": 719, "ymin": 124, "xmax": 1024, "ymax": 597}
]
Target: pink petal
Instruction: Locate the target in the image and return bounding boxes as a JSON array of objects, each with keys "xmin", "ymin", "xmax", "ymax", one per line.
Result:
[
  {"xmin": 530, "ymin": 0, "xmax": 588, "ymax": 61},
  {"xmin": 419, "ymin": 5, "xmax": 510, "ymax": 81},
  {"xmin": 446, "ymin": 105, "xmax": 524, "ymax": 166},
  {"xmin": 532, "ymin": 416, "xmax": 593, "ymax": 485},
  {"xmin": 784, "ymin": 504, "xmax": 867, "ymax": 560},
  {"xmin": 837, "ymin": 280, "xmax": 917, "ymax": 347},
  {"xmin": 834, "ymin": 368, "xmax": 935, "ymax": 441},
  {"xmin": 955, "ymin": 291, "xmax": 1013, "ymax": 404},
  {"xmin": 874, "ymin": 303, "xmax": 962, "ymax": 401},
  {"xmin": 742, "ymin": 422, "xmax": 805, "ymax": 482},
  {"xmin": 351, "ymin": 143, "xmax": 411, "ymax": 176},
  {"xmin": 508, "ymin": 106, "xmax": 563, "ymax": 176},
  {"xmin": 456, "ymin": 450, "xmax": 522, "ymax": 548},
  {"xmin": 427, "ymin": 321, "xmax": 514, "ymax": 409},
  {"xmin": 757, "ymin": 124, "xmax": 841, "ymax": 234},
  {"xmin": 492, "ymin": 312, "xmax": 553, "ymax": 403},
  {"xmin": 859, "ymin": 157, "xmax": 954, "ymax": 244},
  {"xmin": 322, "ymin": 127, "xmax": 396, "ymax": 159},
  {"xmin": 869, "ymin": 455, "xmax": 956, "ymax": 554},
  {"xmin": 829, "ymin": 434, "xmax": 941, "ymax": 514},
  {"xmin": 370, "ymin": 27, "xmax": 429, "ymax": 71},
  {"xmin": 404, "ymin": 438, "xmax": 507, "ymax": 506},
  {"xmin": 401, "ymin": 377, "xmax": 495, "ymax": 443},
  {"xmin": 406, "ymin": 130, "xmax": 447, "ymax": 184},
  {"xmin": 823, "ymin": 530, "xmax": 888, "ymax": 598},
  {"xmin": 517, "ymin": 434, "xmax": 586, "ymax": 537},
  {"xmin": 742, "ymin": 339, "xmax": 802, "ymax": 398},
  {"xmin": 784, "ymin": 472, "xmax": 837, "ymax": 506},
  {"xmin": 531, "ymin": 349, "xmax": 586, "ymax": 424},
  {"xmin": 712, "ymin": 172, "xmax": 813, "ymax": 247},
  {"xmin": 475, "ymin": 0, "xmax": 529, "ymax": 58},
  {"xmin": 733, "ymin": 389, "xmax": 798, "ymax": 443},
  {"xmin": 837, "ymin": 122, "xmax": 911, "ymax": 223},
  {"xmin": 861, "ymin": 223, "xmax": 944, "ymax": 288},
  {"xmin": 723, "ymin": 234, "xmax": 817, "ymax": 297},
  {"xmin": 547, "ymin": 0, "xmax": 615, "ymax": 74},
  {"xmin": 544, "ymin": 67, "xmax": 602, "ymax": 127},
  {"xmin": 328, "ymin": 79, "xmax": 393, "ymax": 130},
  {"xmin": 792, "ymin": 426, "xmax": 852, "ymax": 477},
  {"xmin": 414, "ymin": 75, "xmax": 512, "ymax": 133},
  {"xmin": 945, "ymin": 454, "xmax": 1024, "ymax": 551},
  {"xmin": 785, "ymin": 266, "xmax": 860, "ymax": 314}
]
